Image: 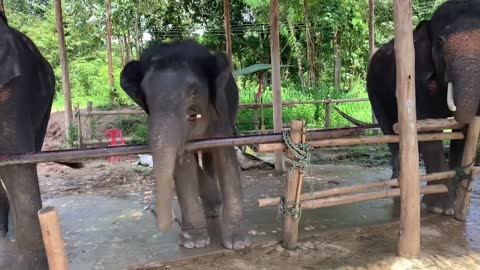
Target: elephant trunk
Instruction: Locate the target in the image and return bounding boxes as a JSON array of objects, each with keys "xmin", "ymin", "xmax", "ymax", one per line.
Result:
[
  {"xmin": 148, "ymin": 115, "xmax": 185, "ymax": 232},
  {"xmin": 448, "ymin": 60, "xmax": 480, "ymax": 124}
]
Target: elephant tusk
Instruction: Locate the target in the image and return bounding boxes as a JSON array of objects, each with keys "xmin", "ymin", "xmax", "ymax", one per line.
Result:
[
  {"xmin": 197, "ymin": 151, "xmax": 204, "ymax": 170},
  {"xmin": 447, "ymin": 82, "xmax": 457, "ymax": 112}
]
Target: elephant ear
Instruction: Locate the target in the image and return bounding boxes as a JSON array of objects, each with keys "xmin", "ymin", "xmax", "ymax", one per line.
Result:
[
  {"xmin": 210, "ymin": 52, "xmax": 233, "ymax": 118},
  {"xmin": 0, "ymin": 19, "xmax": 21, "ymax": 88},
  {"xmin": 120, "ymin": 60, "xmax": 149, "ymax": 114}
]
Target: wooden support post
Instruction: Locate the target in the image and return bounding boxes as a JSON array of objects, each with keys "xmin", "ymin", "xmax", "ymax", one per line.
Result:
[
  {"xmin": 283, "ymin": 119, "xmax": 306, "ymax": 250},
  {"xmin": 38, "ymin": 206, "xmax": 69, "ymax": 270},
  {"xmin": 394, "ymin": 0, "xmax": 420, "ymax": 258},
  {"xmin": 254, "ymin": 96, "xmax": 260, "ymax": 133},
  {"xmin": 325, "ymin": 100, "xmax": 331, "ymax": 128},
  {"xmin": 270, "ymin": 0, "xmax": 285, "ymax": 172},
  {"xmin": 454, "ymin": 116, "xmax": 480, "ymax": 221},
  {"xmin": 86, "ymin": 101, "xmax": 93, "ymax": 140},
  {"xmin": 54, "ymin": 0, "xmax": 73, "ymax": 148},
  {"xmin": 75, "ymin": 105, "xmax": 83, "ymax": 149}
]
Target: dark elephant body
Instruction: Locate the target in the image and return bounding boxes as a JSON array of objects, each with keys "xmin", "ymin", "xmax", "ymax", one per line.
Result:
[
  {"xmin": 367, "ymin": 0, "xmax": 480, "ymax": 215},
  {"xmin": 120, "ymin": 40, "xmax": 250, "ymax": 250},
  {"xmin": 0, "ymin": 14, "xmax": 54, "ymax": 269}
]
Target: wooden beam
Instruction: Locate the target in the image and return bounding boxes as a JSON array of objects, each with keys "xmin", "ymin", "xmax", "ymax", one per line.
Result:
[
  {"xmin": 301, "ymin": 184, "xmax": 447, "ymax": 210},
  {"xmin": 258, "ymin": 167, "xmax": 480, "ymax": 207},
  {"xmin": 270, "ymin": 0, "xmax": 285, "ymax": 172},
  {"xmin": 454, "ymin": 116, "xmax": 480, "ymax": 221},
  {"xmin": 393, "ymin": 118, "xmax": 464, "ymax": 134},
  {"xmin": 54, "ymin": 0, "xmax": 73, "ymax": 147},
  {"xmin": 257, "ymin": 132, "xmax": 464, "ymax": 152},
  {"xmin": 394, "ymin": 0, "xmax": 420, "ymax": 258}
]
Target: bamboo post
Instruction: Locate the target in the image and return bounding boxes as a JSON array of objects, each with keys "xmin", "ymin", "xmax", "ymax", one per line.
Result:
[
  {"xmin": 270, "ymin": 0, "xmax": 285, "ymax": 172},
  {"xmin": 454, "ymin": 116, "xmax": 480, "ymax": 222},
  {"xmin": 75, "ymin": 105, "xmax": 82, "ymax": 149},
  {"xmin": 394, "ymin": 0, "xmax": 420, "ymax": 258},
  {"xmin": 86, "ymin": 101, "xmax": 93, "ymax": 140},
  {"xmin": 38, "ymin": 206, "xmax": 69, "ymax": 270},
  {"xmin": 283, "ymin": 119, "xmax": 306, "ymax": 250},
  {"xmin": 325, "ymin": 99, "xmax": 331, "ymax": 128}
]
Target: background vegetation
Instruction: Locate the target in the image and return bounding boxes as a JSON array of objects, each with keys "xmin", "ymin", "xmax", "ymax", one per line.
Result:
[{"xmin": 4, "ymin": 0, "xmax": 446, "ymax": 136}]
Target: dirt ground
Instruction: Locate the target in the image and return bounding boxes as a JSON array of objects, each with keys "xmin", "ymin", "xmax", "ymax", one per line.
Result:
[{"xmin": 30, "ymin": 112, "xmax": 480, "ymax": 270}]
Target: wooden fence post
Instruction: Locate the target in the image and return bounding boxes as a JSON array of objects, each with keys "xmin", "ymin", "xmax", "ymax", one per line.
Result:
[
  {"xmin": 325, "ymin": 99, "xmax": 331, "ymax": 128},
  {"xmin": 75, "ymin": 105, "xmax": 83, "ymax": 149},
  {"xmin": 283, "ymin": 119, "xmax": 306, "ymax": 250},
  {"xmin": 394, "ymin": 0, "xmax": 421, "ymax": 258},
  {"xmin": 38, "ymin": 206, "xmax": 69, "ymax": 270},
  {"xmin": 254, "ymin": 96, "xmax": 260, "ymax": 133},
  {"xmin": 454, "ymin": 116, "xmax": 480, "ymax": 222},
  {"xmin": 86, "ymin": 101, "xmax": 93, "ymax": 140}
]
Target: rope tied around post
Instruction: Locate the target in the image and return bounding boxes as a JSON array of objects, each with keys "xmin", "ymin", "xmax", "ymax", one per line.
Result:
[
  {"xmin": 279, "ymin": 197, "xmax": 302, "ymax": 221},
  {"xmin": 453, "ymin": 158, "xmax": 476, "ymax": 193},
  {"xmin": 282, "ymin": 130, "xmax": 312, "ymax": 171}
]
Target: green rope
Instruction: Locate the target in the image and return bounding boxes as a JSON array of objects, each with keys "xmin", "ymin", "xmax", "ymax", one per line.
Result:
[
  {"xmin": 282, "ymin": 130, "xmax": 313, "ymax": 170},
  {"xmin": 279, "ymin": 197, "xmax": 302, "ymax": 221},
  {"xmin": 452, "ymin": 159, "xmax": 475, "ymax": 193}
]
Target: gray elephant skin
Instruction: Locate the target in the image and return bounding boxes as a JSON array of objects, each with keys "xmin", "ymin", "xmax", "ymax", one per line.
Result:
[
  {"xmin": 0, "ymin": 12, "xmax": 82, "ymax": 270},
  {"xmin": 120, "ymin": 40, "xmax": 250, "ymax": 250},
  {"xmin": 367, "ymin": 0, "xmax": 480, "ymax": 215}
]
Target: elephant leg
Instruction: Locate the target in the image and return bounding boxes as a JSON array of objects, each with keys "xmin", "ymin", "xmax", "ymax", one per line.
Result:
[
  {"xmin": 213, "ymin": 147, "xmax": 250, "ymax": 250},
  {"xmin": 0, "ymin": 165, "xmax": 48, "ymax": 270},
  {"xmin": 388, "ymin": 143, "xmax": 401, "ymax": 215},
  {"xmin": 197, "ymin": 152, "xmax": 222, "ymax": 218},
  {"xmin": 173, "ymin": 153, "xmax": 210, "ymax": 249},
  {"xmin": 0, "ymin": 180, "xmax": 9, "ymax": 237},
  {"xmin": 419, "ymin": 141, "xmax": 454, "ymax": 216}
]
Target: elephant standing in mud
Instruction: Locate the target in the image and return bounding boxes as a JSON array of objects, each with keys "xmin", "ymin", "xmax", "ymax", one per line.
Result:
[
  {"xmin": 120, "ymin": 40, "xmax": 250, "ymax": 249},
  {"xmin": 366, "ymin": 0, "xmax": 480, "ymax": 215}
]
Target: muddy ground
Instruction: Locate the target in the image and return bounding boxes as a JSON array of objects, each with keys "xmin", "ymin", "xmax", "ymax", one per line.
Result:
[{"xmin": 25, "ymin": 112, "xmax": 480, "ymax": 270}]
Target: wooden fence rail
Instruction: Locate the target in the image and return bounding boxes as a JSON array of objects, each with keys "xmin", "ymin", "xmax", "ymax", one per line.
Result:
[{"xmin": 75, "ymin": 98, "xmax": 371, "ymax": 147}]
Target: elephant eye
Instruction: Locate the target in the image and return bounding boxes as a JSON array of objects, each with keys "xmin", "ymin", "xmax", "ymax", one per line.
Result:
[{"xmin": 438, "ymin": 36, "xmax": 445, "ymax": 48}]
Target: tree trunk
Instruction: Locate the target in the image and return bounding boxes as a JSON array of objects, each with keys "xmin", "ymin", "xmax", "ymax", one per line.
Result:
[
  {"xmin": 0, "ymin": 0, "xmax": 5, "ymax": 13},
  {"xmin": 135, "ymin": 4, "xmax": 141, "ymax": 59},
  {"xmin": 118, "ymin": 36, "xmax": 126, "ymax": 67},
  {"xmin": 334, "ymin": 30, "xmax": 342, "ymax": 90},
  {"xmin": 270, "ymin": 0, "xmax": 285, "ymax": 172},
  {"xmin": 54, "ymin": 0, "xmax": 73, "ymax": 147},
  {"xmin": 303, "ymin": 0, "xmax": 317, "ymax": 87},
  {"xmin": 287, "ymin": 16, "xmax": 305, "ymax": 89},
  {"xmin": 368, "ymin": 0, "xmax": 376, "ymax": 59},
  {"xmin": 124, "ymin": 35, "xmax": 131, "ymax": 63},
  {"xmin": 106, "ymin": 0, "xmax": 116, "ymax": 103},
  {"xmin": 223, "ymin": 0, "xmax": 233, "ymax": 64}
]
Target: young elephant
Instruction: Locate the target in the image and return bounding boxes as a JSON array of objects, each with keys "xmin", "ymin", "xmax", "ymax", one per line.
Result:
[{"xmin": 120, "ymin": 40, "xmax": 250, "ymax": 249}]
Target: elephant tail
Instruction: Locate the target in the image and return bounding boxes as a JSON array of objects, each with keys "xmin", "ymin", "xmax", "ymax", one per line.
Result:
[
  {"xmin": 55, "ymin": 162, "xmax": 84, "ymax": 169},
  {"xmin": 334, "ymin": 107, "xmax": 378, "ymax": 128}
]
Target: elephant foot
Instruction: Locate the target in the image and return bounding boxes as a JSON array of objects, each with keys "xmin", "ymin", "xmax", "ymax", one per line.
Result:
[
  {"xmin": 422, "ymin": 193, "xmax": 455, "ymax": 216},
  {"xmin": 178, "ymin": 228, "xmax": 210, "ymax": 249},
  {"xmin": 221, "ymin": 222, "xmax": 251, "ymax": 250}
]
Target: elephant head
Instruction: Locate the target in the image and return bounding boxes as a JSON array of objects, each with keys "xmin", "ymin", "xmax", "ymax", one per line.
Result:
[
  {"xmin": 120, "ymin": 41, "xmax": 232, "ymax": 232},
  {"xmin": 429, "ymin": 2, "xmax": 480, "ymax": 124}
]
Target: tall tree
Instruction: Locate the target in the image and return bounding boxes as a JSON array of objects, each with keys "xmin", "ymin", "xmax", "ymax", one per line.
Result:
[
  {"xmin": 54, "ymin": 0, "xmax": 73, "ymax": 146},
  {"xmin": 106, "ymin": 0, "xmax": 115, "ymax": 102},
  {"xmin": 223, "ymin": 0, "xmax": 233, "ymax": 63},
  {"xmin": 302, "ymin": 0, "xmax": 317, "ymax": 87}
]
